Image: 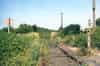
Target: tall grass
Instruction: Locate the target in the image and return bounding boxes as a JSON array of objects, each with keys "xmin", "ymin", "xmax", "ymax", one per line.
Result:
[{"xmin": 0, "ymin": 31, "xmax": 49, "ymax": 66}]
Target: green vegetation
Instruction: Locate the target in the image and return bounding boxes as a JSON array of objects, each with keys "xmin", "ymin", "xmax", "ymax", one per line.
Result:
[
  {"xmin": 1, "ymin": 24, "xmax": 54, "ymax": 33},
  {"xmin": 0, "ymin": 31, "xmax": 30, "ymax": 65},
  {"xmin": 92, "ymin": 26, "xmax": 100, "ymax": 49},
  {"xmin": 96, "ymin": 17, "xmax": 100, "ymax": 26},
  {"xmin": 62, "ymin": 33, "xmax": 87, "ymax": 48},
  {"xmin": 2, "ymin": 26, "xmax": 14, "ymax": 32},
  {"xmin": 59, "ymin": 27, "xmax": 100, "ymax": 49},
  {"xmin": 57, "ymin": 24, "xmax": 85, "ymax": 47},
  {"xmin": 0, "ymin": 17, "xmax": 100, "ymax": 66},
  {"xmin": 16, "ymin": 24, "xmax": 33, "ymax": 33},
  {"xmin": 56, "ymin": 18, "xmax": 100, "ymax": 56},
  {"xmin": 57, "ymin": 17, "xmax": 100, "ymax": 49},
  {"xmin": 62, "ymin": 24, "xmax": 80, "ymax": 35},
  {"xmin": 0, "ymin": 31, "xmax": 49, "ymax": 66}
]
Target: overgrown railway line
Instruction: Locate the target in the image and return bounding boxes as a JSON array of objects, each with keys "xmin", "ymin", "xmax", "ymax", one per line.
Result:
[{"xmin": 48, "ymin": 42, "xmax": 81, "ymax": 66}]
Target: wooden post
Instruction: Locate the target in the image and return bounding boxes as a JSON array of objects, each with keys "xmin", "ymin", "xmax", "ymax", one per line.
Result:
[{"xmin": 61, "ymin": 12, "xmax": 63, "ymax": 29}]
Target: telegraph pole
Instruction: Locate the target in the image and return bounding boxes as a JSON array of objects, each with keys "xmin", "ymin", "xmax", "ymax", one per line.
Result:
[
  {"xmin": 61, "ymin": 12, "xmax": 63, "ymax": 29},
  {"xmin": 59, "ymin": 12, "xmax": 63, "ymax": 30},
  {"xmin": 92, "ymin": 0, "xmax": 96, "ymax": 28},
  {"xmin": 87, "ymin": 0, "xmax": 96, "ymax": 55}
]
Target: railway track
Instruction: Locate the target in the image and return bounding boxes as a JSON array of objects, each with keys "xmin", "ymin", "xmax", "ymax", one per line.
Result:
[{"xmin": 48, "ymin": 42, "xmax": 81, "ymax": 66}]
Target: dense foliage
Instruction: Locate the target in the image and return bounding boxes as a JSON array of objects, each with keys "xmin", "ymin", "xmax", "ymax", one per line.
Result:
[
  {"xmin": 62, "ymin": 33, "xmax": 87, "ymax": 48},
  {"xmin": 0, "ymin": 31, "xmax": 31, "ymax": 65},
  {"xmin": 92, "ymin": 27, "xmax": 100, "ymax": 49},
  {"xmin": 16, "ymin": 24, "xmax": 34, "ymax": 33},
  {"xmin": 0, "ymin": 17, "xmax": 100, "ymax": 65},
  {"xmin": 2, "ymin": 24, "xmax": 55, "ymax": 34},
  {"xmin": 58, "ymin": 26, "xmax": 100, "ymax": 49},
  {"xmin": 62, "ymin": 24, "xmax": 80, "ymax": 35},
  {"xmin": 96, "ymin": 18, "xmax": 100, "ymax": 26},
  {"xmin": 2, "ymin": 26, "xmax": 14, "ymax": 32},
  {"xmin": 0, "ymin": 31, "xmax": 49, "ymax": 66}
]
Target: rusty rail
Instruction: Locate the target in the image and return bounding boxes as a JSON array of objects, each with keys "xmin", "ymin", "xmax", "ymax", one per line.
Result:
[{"xmin": 58, "ymin": 44, "xmax": 84, "ymax": 65}]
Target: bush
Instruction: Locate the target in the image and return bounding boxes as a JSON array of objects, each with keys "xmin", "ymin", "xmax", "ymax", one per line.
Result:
[
  {"xmin": 63, "ymin": 33, "xmax": 87, "ymax": 48},
  {"xmin": 92, "ymin": 27, "xmax": 100, "ymax": 49},
  {"xmin": 62, "ymin": 24, "xmax": 80, "ymax": 35}
]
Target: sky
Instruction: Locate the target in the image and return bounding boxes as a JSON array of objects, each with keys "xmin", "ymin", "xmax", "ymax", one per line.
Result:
[{"xmin": 0, "ymin": 0, "xmax": 100, "ymax": 30}]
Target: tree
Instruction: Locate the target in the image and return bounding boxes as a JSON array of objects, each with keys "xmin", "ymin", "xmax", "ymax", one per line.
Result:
[
  {"xmin": 16, "ymin": 24, "xmax": 33, "ymax": 33},
  {"xmin": 96, "ymin": 18, "xmax": 100, "ymax": 26},
  {"xmin": 2, "ymin": 27, "xmax": 8, "ymax": 32},
  {"xmin": 32, "ymin": 25, "xmax": 37, "ymax": 32},
  {"xmin": 62, "ymin": 24, "xmax": 80, "ymax": 35},
  {"xmin": 2, "ymin": 26, "xmax": 14, "ymax": 32}
]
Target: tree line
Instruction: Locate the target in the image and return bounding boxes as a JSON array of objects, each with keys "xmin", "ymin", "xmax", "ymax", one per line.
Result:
[
  {"xmin": 1, "ymin": 17, "xmax": 100, "ymax": 34},
  {"xmin": 1, "ymin": 24, "xmax": 53, "ymax": 33}
]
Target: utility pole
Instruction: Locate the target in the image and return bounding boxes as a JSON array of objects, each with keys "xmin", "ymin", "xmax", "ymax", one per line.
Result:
[
  {"xmin": 87, "ymin": 0, "xmax": 96, "ymax": 55},
  {"xmin": 87, "ymin": 19, "xmax": 92, "ymax": 50},
  {"xmin": 92, "ymin": 0, "xmax": 96, "ymax": 28},
  {"xmin": 88, "ymin": 0, "xmax": 96, "ymax": 49},
  {"xmin": 59, "ymin": 12, "xmax": 63, "ymax": 30}
]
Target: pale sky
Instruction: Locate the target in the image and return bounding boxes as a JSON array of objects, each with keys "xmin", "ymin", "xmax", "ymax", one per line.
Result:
[{"xmin": 0, "ymin": 0, "xmax": 100, "ymax": 30}]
